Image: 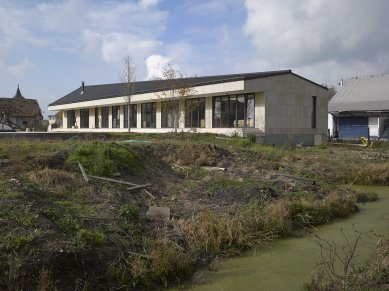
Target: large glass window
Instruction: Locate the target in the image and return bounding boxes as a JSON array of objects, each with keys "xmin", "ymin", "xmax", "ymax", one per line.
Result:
[
  {"xmin": 213, "ymin": 93, "xmax": 255, "ymax": 128},
  {"xmin": 161, "ymin": 101, "xmax": 179, "ymax": 128},
  {"xmin": 141, "ymin": 102, "xmax": 156, "ymax": 128},
  {"xmin": 101, "ymin": 107, "xmax": 109, "ymax": 128},
  {"xmin": 112, "ymin": 106, "xmax": 120, "ymax": 128},
  {"xmin": 185, "ymin": 98, "xmax": 205, "ymax": 128},
  {"xmin": 67, "ymin": 110, "xmax": 75, "ymax": 128},
  {"xmin": 80, "ymin": 109, "xmax": 89, "ymax": 128},
  {"xmin": 95, "ymin": 108, "xmax": 99, "ymax": 128},
  {"xmin": 124, "ymin": 104, "xmax": 137, "ymax": 128}
]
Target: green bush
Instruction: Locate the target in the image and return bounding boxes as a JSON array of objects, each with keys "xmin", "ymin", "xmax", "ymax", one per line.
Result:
[
  {"xmin": 67, "ymin": 142, "xmax": 142, "ymax": 177},
  {"xmin": 119, "ymin": 202, "xmax": 139, "ymax": 221},
  {"xmin": 75, "ymin": 229, "xmax": 105, "ymax": 249}
]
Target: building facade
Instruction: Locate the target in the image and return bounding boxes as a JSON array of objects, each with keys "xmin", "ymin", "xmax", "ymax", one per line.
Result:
[
  {"xmin": 48, "ymin": 70, "xmax": 328, "ymax": 145},
  {"xmin": 329, "ymin": 75, "xmax": 389, "ymax": 140}
]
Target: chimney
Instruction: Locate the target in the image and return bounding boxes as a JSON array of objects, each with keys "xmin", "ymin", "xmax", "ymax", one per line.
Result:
[{"xmin": 81, "ymin": 81, "xmax": 85, "ymax": 94}]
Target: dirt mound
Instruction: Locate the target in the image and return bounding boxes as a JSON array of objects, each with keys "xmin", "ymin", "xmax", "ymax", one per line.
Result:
[{"xmin": 164, "ymin": 143, "xmax": 232, "ymax": 167}]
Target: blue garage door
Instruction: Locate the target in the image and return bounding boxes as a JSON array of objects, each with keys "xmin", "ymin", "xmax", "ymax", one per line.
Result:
[{"xmin": 338, "ymin": 117, "xmax": 369, "ymax": 138}]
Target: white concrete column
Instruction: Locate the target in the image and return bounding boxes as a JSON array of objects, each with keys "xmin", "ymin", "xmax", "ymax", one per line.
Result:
[
  {"xmin": 179, "ymin": 100, "xmax": 185, "ymax": 129},
  {"xmin": 255, "ymin": 92, "xmax": 265, "ymax": 131},
  {"xmin": 108, "ymin": 106, "xmax": 112, "ymax": 129},
  {"xmin": 136, "ymin": 104, "xmax": 141, "ymax": 128},
  {"xmin": 120, "ymin": 105, "xmax": 125, "ymax": 128},
  {"xmin": 63, "ymin": 111, "xmax": 68, "ymax": 129},
  {"xmin": 156, "ymin": 101, "xmax": 161, "ymax": 128},
  {"xmin": 75, "ymin": 109, "xmax": 80, "ymax": 128},
  {"xmin": 89, "ymin": 108, "xmax": 95, "ymax": 129},
  {"xmin": 205, "ymin": 96, "xmax": 213, "ymax": 128}
]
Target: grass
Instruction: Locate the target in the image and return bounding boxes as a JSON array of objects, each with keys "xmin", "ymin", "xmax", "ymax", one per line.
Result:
[
  {"xmin": 0, "ymin": 136, "xmax": 388, "ymax": 290},
  {"xmin": 66, "ymin": 142, "xmax": 143, "ymax": 177}
]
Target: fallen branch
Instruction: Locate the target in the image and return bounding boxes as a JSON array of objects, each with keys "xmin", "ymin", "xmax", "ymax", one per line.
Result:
[
  {"xmin": 78, "ymin": 163, "xmax": 151, "ymax": 190},
  {"xmin": 201, "ymin": 166, "xmax": 227, "ymax": 172},
  {"xmin": 143, "ymin": 189, "xmax": 155, "ymax": 199}
]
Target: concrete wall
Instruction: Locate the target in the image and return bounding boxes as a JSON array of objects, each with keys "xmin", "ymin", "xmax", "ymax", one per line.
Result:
[{"xmin": 246, "ymin": 74, "xmax": 328, "ymax": 145}]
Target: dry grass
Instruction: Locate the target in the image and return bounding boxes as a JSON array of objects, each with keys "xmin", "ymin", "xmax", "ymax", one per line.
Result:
[
  {"xmin": 26, "ymin": 168, "xmax": 78, "ymax": 189},
  {"xmin": 349, "ymin": 162, "xmax": 389, "ymax": 185}
]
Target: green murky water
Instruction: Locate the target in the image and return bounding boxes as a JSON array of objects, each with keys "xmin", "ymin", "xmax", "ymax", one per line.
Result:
[{"xmin": 188, "ymin": 186, "xmax": 389, "ymax": 291}]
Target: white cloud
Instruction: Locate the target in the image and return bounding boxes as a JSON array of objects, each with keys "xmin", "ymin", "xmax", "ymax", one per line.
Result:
[
  {"xmin": 243, "ymin": 0, "xmax": 389, "ymax": 84},
  {"xmin": 139, "ymin": 0, "xmax": 162, "ymax": 9},
  {"xmin": 7, "ymin": 58, "xmax": 34, "ymax": 76},
  {"xmin": 145, "ymin": 54, "xmax": 172, "ymax": 79}
]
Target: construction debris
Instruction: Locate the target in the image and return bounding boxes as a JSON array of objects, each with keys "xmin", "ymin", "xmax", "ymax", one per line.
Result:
[{"xmin": 78, "ymin": 163, "xmax": 151, "ymax": 190}]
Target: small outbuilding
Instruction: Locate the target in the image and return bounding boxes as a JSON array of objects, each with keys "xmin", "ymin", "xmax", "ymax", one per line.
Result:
[
  {"xmin": 0, "ymin": 86, "xmax": 43, "ymax": 130},
  {"xmin": 329, "ymin": 75, "xmax": 389, "ymax": 140},
  {"xmin": 48, "ymin": 70, "xmax": 328, "ymax": 145}
]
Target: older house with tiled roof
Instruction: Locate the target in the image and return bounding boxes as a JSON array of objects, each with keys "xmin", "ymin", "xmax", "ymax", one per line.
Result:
[
  {"xmin": 48, "ymin": 70, "xmax": 328, "ymax": 145},
  {"xmin": 0, "ymin": 86, "xmax": 43, "ymax": 130},
  {"xmin": 329, "ymin": 75, "xmax": 389, "ymax": 140}
]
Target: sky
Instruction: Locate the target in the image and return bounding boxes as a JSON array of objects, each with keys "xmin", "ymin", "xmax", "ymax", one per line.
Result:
[{"xmin": 1, "ymin": 0, "xmax": 389, "ymax": 117}]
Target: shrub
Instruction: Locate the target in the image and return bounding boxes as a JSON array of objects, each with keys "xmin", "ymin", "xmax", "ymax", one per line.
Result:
[
  {"xmin": 75, "ymin": 229, "xmax": 105, "ymax": 249},
  {"xmin": 67, "ymin": 142, "xmax": 142, "ymax": 177},
  {"xmin": 119, "ymin": 202, "xmax": 139, "ymax": 221}
]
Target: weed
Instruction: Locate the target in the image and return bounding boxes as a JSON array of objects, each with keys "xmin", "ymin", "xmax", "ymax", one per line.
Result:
[
  {"xmin": 75, "ymin": 229, "xmax": 105, "ymax": 249},
  {"xmin": 67, "ymin": 142, "xmax": 143, "ymax": 177},
  {"xmin": 0, "ymin": 207, "xmax": 36, "ymax": 227},
  {"xmin": 349, "ymin": 162, "xmax": 389, "ymax": 185},
  {"xmin": 57, "ymin": 216, "xmax": 81, "ymax": 232},
  {"xmin": 0, "ymin": 234, "xmax": 34, "ymax": 252},
  {"xmin": 119, "ymin": 202, "xmax": 139, "ymax": 221}
]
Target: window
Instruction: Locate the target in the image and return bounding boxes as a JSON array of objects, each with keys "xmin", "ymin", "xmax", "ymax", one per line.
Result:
[
  {"xmin": 311, "ymin": 96, "xmax": 317, "ymax": 128},
  {"xmin": 185, "ymin": 98, "xmax": 205, "ymax": 128},
  {"xmin": 80, "ymin": 109, "xmax": 89, "ymax": 128},
  {"xmin": 212, "ymin": 94, "xmax": 255, "ymax": 128},
  {"xmin": 67, "ymin": 110, "xmax": 75, "ymax": 128},
  {"xmin": 95, "ymin": 108, "xmax": 99, "ymax": 128},
  {"xmin": 161, "ymin": 101, "xmax": 179, "ymax": 128},
  {"xmin": 101, "ymin": 107, "xmax": 109, "ymax": 128},
  {"xmin": 112, "ymin": 106, "xmax": 120, "ymax": 128},
  {"xmin": 141, "ymin": 102, "xmax": 156, "ymax": 128},
  {"xmin": 124, "ymin": 104, "xmax": 137, "ymax": 128}
]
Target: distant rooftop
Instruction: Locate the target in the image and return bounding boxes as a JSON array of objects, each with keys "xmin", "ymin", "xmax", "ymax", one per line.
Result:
[{"xmin": 329, "ymin": 74, "xmax": 389, "ymax": 113}]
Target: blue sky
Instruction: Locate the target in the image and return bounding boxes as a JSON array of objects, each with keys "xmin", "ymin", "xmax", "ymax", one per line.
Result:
[{"xmin": 1, "ymin": 0, "xmax": 389, "ymax": 117}]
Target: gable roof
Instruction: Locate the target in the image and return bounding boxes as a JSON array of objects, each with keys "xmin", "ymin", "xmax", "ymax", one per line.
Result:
[
  {"xmin": 50, "ymin": 70, "xmax": 325, "ymax": 107},
  {"xmin": 329, "ymin": 74, "xmax": 389, "ymax": 113},
  {"xmin": 0, "ymin": 87, "xmax": 42, "ymax": 118}
]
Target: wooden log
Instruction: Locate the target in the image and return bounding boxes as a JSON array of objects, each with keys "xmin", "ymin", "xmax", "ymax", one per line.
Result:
[{"xmin": 78, "ymin": 163, "xmax": 89, "ymax": 182}]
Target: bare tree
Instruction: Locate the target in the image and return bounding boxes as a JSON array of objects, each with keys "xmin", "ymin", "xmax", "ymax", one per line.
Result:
[
  {"xmin": 119, "ymin": 56, "xmax": 136, "ymax": 132},
  {"xmin": 157, "ymin": 64, "xmax": 197, "ymax": 133},
  {"xmin": 322, "ymin": 84, "xmax": 337, "ymax": 101}
]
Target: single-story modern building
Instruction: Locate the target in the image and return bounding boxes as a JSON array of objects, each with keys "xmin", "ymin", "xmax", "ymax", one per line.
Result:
[
  {"xmin": 329, "ymin": 75, "xmax": 389, "ymax": 140},
  {"xmin": 48, "ymin": 70, "xmax": 328, "ymax": 145},
  {"xmin": 0, "ymin": 86, "xmax": 43, "ymax": 130}
]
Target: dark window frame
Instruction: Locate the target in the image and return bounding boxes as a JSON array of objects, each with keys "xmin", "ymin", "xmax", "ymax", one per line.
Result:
[
  {"xmin": 124, "ymin": 104, "xmax": 137, "ymax": 128},
  {"xmin": 101, "ymin": 107, "xmax": 109, "ymax": 128},
  {"xmin": 95, "ymin": 108, "xmax": 99, "ymax": 128},
  {"xmin": 311, "ymin": 96, "xmax": 317, "ymax": 129},
  {"xmin": 185, "ymin": 98, "xmax": 205, "ymax": 128},
  {"xmin": 141, "ymin": 102, "xmax": 156, "ymax": 128},
  {"xmin": 80, "ymin": 109, "xmax": 89, "ymax": 128},
  {"xmin": 212, "ymin": 93, "xmax": 255, "ymax": 128},
  {"xmin": 67, "ymin": 110, "xmax": 76, "ymax": 128},
  {"xmin": 112, "ymin": 106, "xmax": 120, "ymax": 128}
]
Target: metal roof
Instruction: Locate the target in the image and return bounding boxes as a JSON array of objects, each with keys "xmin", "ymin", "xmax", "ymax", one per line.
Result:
[
  {"xmin": 329, "ymin": 74, "xmax": 389, "ymax": 113},
  {"xmin": 49, "ymin": 70, "xmax": 299, "ymax": 106}
]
